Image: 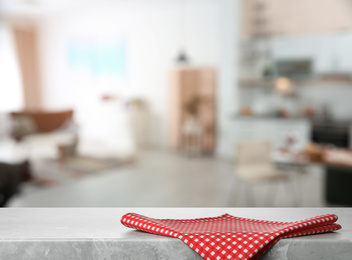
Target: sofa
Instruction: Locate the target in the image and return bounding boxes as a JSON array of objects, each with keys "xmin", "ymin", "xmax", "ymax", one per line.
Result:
[{"xmin": 8, "ymin": 109, "xmax": 78, "ymax": 160}]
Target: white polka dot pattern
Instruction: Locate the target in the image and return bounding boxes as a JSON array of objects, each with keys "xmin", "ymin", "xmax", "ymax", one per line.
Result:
[{"xmin": 121, "ymin": 213, "xmax": 341, "ymax": 260}]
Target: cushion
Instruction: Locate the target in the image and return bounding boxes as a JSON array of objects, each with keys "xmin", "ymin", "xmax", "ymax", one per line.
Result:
[{"xmin": 11, "ymin": 116, "xmax": 37, "ymax": 140}]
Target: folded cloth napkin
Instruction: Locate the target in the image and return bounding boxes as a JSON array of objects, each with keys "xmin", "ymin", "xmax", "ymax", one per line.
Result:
[{"xmin": 121, "ymin": 213, "xmax": 341, "ymax": 260}]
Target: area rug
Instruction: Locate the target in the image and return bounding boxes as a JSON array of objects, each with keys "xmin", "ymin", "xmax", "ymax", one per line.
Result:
[{"xmin": 62, "ymin": 156, "xmax": 132, "ymax": 174}]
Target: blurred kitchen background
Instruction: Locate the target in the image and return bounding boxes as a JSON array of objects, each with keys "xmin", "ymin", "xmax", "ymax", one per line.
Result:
[{"xmin": 1, "ymin": 0, "xmax": 352, "ymax": 207}]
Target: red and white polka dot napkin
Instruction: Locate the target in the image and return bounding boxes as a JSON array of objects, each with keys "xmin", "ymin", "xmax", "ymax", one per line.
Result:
[{"xmin": 121, "ymin": 213, "xmax": 341, "ymax": 260}]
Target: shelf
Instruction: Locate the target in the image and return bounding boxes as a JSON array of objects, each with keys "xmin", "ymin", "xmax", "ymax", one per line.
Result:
[{"xmin": 239, "ymin": 75, "xmax": 352, "ymax": 88}]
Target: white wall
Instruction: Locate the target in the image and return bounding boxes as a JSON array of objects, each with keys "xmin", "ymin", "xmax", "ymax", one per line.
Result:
[
  {"xmin": 216, "ymin": 0, "xmax": 240, "ymax": 158},
  {"xmin": 38, "ymin": 0, "xmax": 239, "ymax": 152}
]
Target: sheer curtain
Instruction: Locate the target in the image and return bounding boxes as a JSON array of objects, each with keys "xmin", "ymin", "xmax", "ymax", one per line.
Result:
[
  {"xmin": 0, "ymin": 23, "xmax": 23, "ymax": 139},
  {"xmin": 0, "ymin": 23, "xmax": 23, "ymax": 112}
]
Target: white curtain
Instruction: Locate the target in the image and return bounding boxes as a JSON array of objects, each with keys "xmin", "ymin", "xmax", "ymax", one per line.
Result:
[
  {"xmin": 0, "ymin": 24, "xmax": 23, "ymax": 139},
  {"xmin": 0, "ymin": 23, "xmax": 23, "ymax": 112}
]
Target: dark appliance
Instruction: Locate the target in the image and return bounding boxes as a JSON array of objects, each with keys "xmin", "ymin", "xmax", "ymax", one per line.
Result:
[
  {"xmin": 312, "ymin": 121, "xmax": 352, "ymax": 206},
  {"xmin": 311, "ymin": 122, "xmax": 349, "ymax": 148}
]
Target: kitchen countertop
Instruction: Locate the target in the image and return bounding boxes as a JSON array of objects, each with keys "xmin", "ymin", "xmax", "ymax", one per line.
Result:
[
  {"xmin": 233, "ymin": 115, "xmax": 352, "ymax": 124},
  {"xmin": 233, "ymin": 115, "xmax": 311, "ymax": 121},
  {"xmin": 0, "ymin": 208, "xmax": 351, "ymax": 260}
]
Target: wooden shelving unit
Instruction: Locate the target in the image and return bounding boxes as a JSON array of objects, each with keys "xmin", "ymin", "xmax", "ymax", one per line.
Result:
[{"xmin": 169, "ymin": 67, "xmax": 216, "ymax": 153}]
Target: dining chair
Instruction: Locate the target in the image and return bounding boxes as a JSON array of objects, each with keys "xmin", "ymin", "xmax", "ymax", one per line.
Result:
[{"xmin": 231, "ymin": 140, "xmax": 297, "ymax": 207}]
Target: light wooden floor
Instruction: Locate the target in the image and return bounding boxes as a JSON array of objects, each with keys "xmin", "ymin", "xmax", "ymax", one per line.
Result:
[{"xmin": 9, "ymin": 149, "xmax": 326, "ymax": 207}]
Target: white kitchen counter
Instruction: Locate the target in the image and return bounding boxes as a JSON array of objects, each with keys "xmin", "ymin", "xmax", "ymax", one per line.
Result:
[{"xmin": 0, "ymin": 208, "xmax": 351, "ymax": 259}]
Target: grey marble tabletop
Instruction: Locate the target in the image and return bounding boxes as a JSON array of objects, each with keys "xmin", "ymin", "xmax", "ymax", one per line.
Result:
[{"xmin": 0, "ymin": 208, "xmax": 351, "ymax": 260}]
